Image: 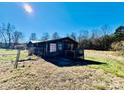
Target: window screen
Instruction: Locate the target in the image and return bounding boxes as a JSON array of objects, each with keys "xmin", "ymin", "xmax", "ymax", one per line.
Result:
[{"xmin": 50, "ymin": 43, "xmax": 56, "ymax": 52}]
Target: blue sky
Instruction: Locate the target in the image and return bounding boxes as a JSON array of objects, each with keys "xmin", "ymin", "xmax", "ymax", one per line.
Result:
[{"xmin": 0, "ymin": 2, "xmax": 124, "ymax": 41}]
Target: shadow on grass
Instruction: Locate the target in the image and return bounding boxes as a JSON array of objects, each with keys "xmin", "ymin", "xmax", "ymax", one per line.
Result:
[{"xmin": 43, "ymin": 56, "xmax": 106, "ymax": 67}]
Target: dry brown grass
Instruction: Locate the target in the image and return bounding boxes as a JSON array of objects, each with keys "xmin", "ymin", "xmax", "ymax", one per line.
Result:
[
  {"xmin": 0, "ymin": 49, "xmax": 124, "ymax": 89},
  {"xmin": 0, "ymin": 54, "xmax": 124, "ymax": 89}
]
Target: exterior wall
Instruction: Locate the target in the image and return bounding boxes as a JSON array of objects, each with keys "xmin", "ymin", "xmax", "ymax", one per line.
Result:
[
  {"xmin": 45, "ymin": 41, "xmax": 63, "ymax": 57},
  {"xmin": 45, "ymin": 40, "xmax": 78, "ymax": 57},
  {"xmin": 28, "ymin": 38, "xmax": 79, "ymax": 58}
]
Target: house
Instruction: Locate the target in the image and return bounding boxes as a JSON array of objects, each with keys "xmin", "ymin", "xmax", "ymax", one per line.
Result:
[{"xmin": 27, "ymin": 37, "xmax": 84, "ymax": 59}]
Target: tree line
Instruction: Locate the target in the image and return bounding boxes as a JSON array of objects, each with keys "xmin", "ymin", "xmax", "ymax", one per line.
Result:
[
  {"xmin": 0, "ymin": 23, "xmax": 23, "ymax": 49},
  {"xmin": 0, "ymin": 23, "xmax": 124, "ymax": 51},
  {"xmin": 29, "ymin": 24, "xmax": 123, "ymax": 51}
]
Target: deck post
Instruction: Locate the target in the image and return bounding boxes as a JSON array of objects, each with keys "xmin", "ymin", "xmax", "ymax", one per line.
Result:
[{"xmin": 82, "ymin": 49, "xmax": 84, "ymax": 60}]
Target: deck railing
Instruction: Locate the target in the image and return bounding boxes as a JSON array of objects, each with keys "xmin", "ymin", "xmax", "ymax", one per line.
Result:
[{"xmin": 64, "ymin": 48, "xmax": 84, "ymax": 59}]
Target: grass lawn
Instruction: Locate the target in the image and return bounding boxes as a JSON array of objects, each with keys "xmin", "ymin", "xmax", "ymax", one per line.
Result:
[
  {"xmin": 85, "ymin": 50, "xmax": 124, "ymax": 77},
  {"xmin": 0, "ymin": 49, "xmax": 124, "ymax": 89},
  {"xmin": 0, "ymin": 49, "xmax": 31, "ymax": 62}
]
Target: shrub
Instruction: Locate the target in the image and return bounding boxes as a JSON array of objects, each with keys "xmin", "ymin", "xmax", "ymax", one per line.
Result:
[{"xmin": 111, "ymin": 41, "xmax": 124, "ymax": 51}]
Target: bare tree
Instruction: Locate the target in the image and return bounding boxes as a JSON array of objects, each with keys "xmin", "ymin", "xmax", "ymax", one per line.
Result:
[
  {"xmin": 70, "ymin": 32, "xmax": 77, "ymax": 41},
  {"xmin": 41, "ymin": 32, "xmax": 50, "ymax": 41},
  {"xmin": 89, "ymin": 30, "xmax": 99, "ymax": 49},
  {"xmin": 52, "ymin": 32, "xmax": 60, "ymax": 39},
  {"xmin": 101, "ymin": 24, "xmax": 110, "ymax": 50},
  {"xmin": 0, "ymin": 26, "xmax": 3, "ymax": 42},
  {"xmin": 0, "ymin": 23, "xmax": 24, "ymax": 49},
  {"xmin": 12, "ymin": 31, "xmax": 23, "ymax": 45},
  {"xmin": 0, "ymin": 23, "xmax": 7, "ymax": 48},
  {"xmin": 77, "ymin": 32, "xmax": 83, "ymax": 47},
  {"xmin": 77, "ymin": 30, "xmax": 89, "ymax": 48},
  {"xmin": 6, "ymin": 23, "xmax": 15, "ymax": 48},
  {"xmin": 29, "ymin": 33, "xmax": 37, "ymax": 41},
  {"xmin": 78, "ymin": 30, "xmax": 89, "ymax": 42},
  {"xmin": 91, "ymin": 29, "xmax": 99, "ymax": 38},
  {"xmin": 101, "ymin": 24, "xmax": 110, "ymax": 36}
]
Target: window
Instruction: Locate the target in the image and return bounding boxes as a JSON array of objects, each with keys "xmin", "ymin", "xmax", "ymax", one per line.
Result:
[
  {"xmin": 50, "ymin": 43, "xmax": 56, "ymax": 52},
  {"xmin": 58, "ymin": 43, "xmax": 62, "ymax": 50}
]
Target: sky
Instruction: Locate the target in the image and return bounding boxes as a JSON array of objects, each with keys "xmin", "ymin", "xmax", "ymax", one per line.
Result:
[{"xmin": 0, "ymin": 2, "xmax": 124, "ymax": 41}]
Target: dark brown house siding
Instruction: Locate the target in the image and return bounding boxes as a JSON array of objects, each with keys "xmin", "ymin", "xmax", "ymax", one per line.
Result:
[{"xmin": 27, "ymin": 37, "xmax": 84, "ymax": 58}]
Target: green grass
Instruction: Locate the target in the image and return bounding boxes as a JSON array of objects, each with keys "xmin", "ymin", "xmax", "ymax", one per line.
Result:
[
  {"xmin": 0, "ymin": 49, "xmax": 17, "ymax": 54},
  {"xmin": 85, "ymin": 50, "xmax": 124, "ymax": 77},
  {"xmin": 0, "ymin": 49, "xmax": 29, "ymax": 62}
]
